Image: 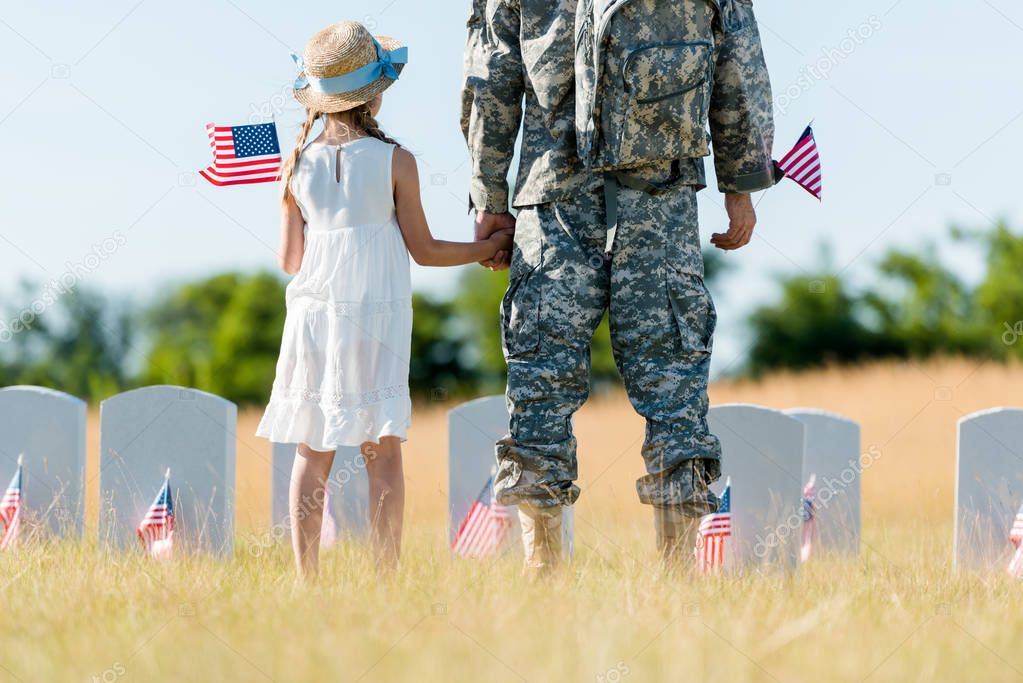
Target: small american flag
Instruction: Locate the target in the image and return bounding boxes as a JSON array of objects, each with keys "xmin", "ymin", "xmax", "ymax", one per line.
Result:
[
  {"xmin": 0, "ymin": 455, "xmax": 23, "ymax": 551},
  {"xmin": 199, "ymin": 122, "xmax": 282, "ymax": 186},
  {"xmin": 801, "ymin": 474, "xmax": 817, "ymax": 563},
  {"xmin": 695, "ymin": 478, "xmax": 732, "ymax": 575},
  {"xmin": 452, "ymin": 476, "xmax": 513, "ymax": 559},
  {"xmin": 1008, "ymin": 500, "xmax": 1023, "ymax": 579},
  {"xmin": 137, "ymin": 469, "xmax": 174, "ymax": 559},
  {"xmin": 777, "ymin": 124, "xmax": 822, "ymax": 200}
]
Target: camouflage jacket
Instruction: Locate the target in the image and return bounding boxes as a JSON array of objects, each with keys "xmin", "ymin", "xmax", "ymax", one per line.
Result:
[
  {"xmin": 461, "ymin": 0, "xmax": 776, "ymax": 211},
  {"xmin": 461, "ymin": 0, "xmax": 598, "ymax": 212}
]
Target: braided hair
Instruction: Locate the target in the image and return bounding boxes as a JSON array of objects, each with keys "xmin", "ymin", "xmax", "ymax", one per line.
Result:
[
  {"xmin": 279, "ymin": 103, "xmax": 399, "ymax": 204},
  {"xmin": 280, "ymin": 109, "xmax": 321, "ymax": 204}
]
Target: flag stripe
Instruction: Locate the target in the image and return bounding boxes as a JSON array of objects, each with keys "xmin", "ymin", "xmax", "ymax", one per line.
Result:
[
  {"xmin": 454, "ymin": 503, "xmax": 486, "ymax": 555},
  {"xmin": 453, "ymin": 477, "xmax": 513, "ymax": 560},
  {"xmin": 199, "ymin": 122, "xmax": 282, "ymax": 187},
  {"xmin": 454, "ymin": 503, "xmax": 486, "ymax": 556},
  {"xmin": 137, "ymin": 477, "xmax": 174, "ymax": 558},
  {"xmin": 778, "ymin": 136, "xmax": 815, "ymax": 170},
  {"xmin": 0, "ymin": 464, "xmax": 22, "ymax": 551},
  {"xmin": 777, "ymin": 126, "xmax": 822, "ymax": 200},
  {"xmin": 199, "ymin": 171, "xmax": 282, "ymax": 187},
  {"xmin": 201, "ymin": 164, "xmax": 281, "ymax": 178},
  {"xmin": 801, "ymin": 476, "xmax": 816, "ymax": 563},
  {"xmin": 696, "ymin": 484, "xmax": 731, "ymax": 575},
  {"xmin": 791, "ymin": 156, "xmax": 820, "ymax": 182},
  {"xmin": 1010, "ymin": 503, "xmax": 1023, "ymax": 577}
]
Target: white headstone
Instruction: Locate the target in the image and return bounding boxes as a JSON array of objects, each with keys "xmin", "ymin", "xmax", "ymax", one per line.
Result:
[
  {"xmin": 270, "ymin": 443, "xmax": 369, "ymax": 540},
  {"xmin": 955, "ymin": 408, "xmax": 1023, "ymax": 571},
  {"xmin": 448, "ymin": 395, "xmax": 573, "ymax": 555},
  {"xmin": 785, "ymin": 409, "xmax": 862, "ymax": 556},
  {"xmin": 99, "ymin": 386, "xmax": 236, "ymax": 556},
  {"xmin": 708, "ymin": 404, "xmax": 805, "ymax": 571},
  {"xmin": 0, "ymin": 386, "xmax": 86, "ymax": 536}
]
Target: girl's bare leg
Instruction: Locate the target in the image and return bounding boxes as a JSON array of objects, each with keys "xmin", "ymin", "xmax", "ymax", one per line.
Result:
[
  {"xmin": 362, "ymin": 437, "xmax": 405, "ymax": 570},
  {"xmin": 290, "ymin": 443, "xmax": 336, "ymax": 581}
]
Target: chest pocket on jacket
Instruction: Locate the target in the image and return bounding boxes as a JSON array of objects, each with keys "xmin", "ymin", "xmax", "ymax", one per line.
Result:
[
  {"xmin": 575, "ymin": 0, "xmax": 717, "ymax": 171},
  {"xmin": 615, "ymin": 41, "xmax": 715, "ymax": 167}
]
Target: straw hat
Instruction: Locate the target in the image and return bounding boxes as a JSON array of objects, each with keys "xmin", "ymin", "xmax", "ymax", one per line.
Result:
[{"xmin": 291, "ymin": 21, "xmax": 407, "ymax": 113}]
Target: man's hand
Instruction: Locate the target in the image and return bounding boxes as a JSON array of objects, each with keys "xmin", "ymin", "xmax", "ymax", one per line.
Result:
[
  {"xmin": 475, "ymin": 211, "xmax": 516, "ymax": 270},
  {"xmin": 711, "ymin": 193, "xmax": 757, "ymax": 251}
]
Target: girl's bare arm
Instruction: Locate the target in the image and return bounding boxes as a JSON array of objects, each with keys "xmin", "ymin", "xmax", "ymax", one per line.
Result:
[
  {"xmin": 392, "ymin": 148, "xmax": 512, "ymax": 267},
  {"xmin": 278, "ymin": 193, "xmax": 305, "ymax": 275}
]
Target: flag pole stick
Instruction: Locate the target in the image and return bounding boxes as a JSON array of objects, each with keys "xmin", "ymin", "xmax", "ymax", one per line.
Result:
[{"xmin": 753, "ymin": 190, "xmax": 769, "ymax": 210}]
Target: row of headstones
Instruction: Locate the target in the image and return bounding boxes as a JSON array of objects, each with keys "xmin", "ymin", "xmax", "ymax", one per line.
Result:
[
  {"xmin": 445, "ymin": 398, "xmax": 861, "ymax": 568},
  {"xmin": 0, "ymin": 385, "xmax": 235, "ymax": 553},
  {"xmin": 279, "ymin": 398, "xmax": 863, "ymax": 568},
  {"xmin": 0, "ymin": 384, "xmax": 1017, "ymax": 570}
]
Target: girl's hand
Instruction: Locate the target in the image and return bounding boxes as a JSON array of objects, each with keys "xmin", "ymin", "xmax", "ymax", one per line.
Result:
[
  {"xmin": 393, "ymin": 149, "xmax": 515, "ymax": 268},
  {"xmin": 475, "ymin": 211, "xmax": 516, "ymax": 270},
  {"xmin": 487, "ymin": 228, "xmax": 515, "ymax": 255}
]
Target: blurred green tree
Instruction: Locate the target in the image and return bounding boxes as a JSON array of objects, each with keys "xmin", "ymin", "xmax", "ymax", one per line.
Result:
[
  {"xmin": 0, "ymin": 282, "xmax": 131, "ymax": 400},
  {"xmin": 453, "ymin": 267, "xmax": 508, "ymax": 394},
  {"xmin": 409, "ymin": 292, "xmax": 479, "ymax": 398},
  {"xmin": 747, "ymin": 273, "xmax": 899, "ymax": 375},
  {"xmin": 8, "ymin": 222, "xmax": 1022, "ymax": 403},
  {"xmin": 970, "ymin": 223, "xmax": 1023, "ymax": 359},
  {"xmin": 142, "ymin": 272, "xmax": 286, "ymax": 404},
  {"xmin": 865, "ymin": 246, "xmax": 988, "ymax": 358},
  {"xmin": 142, "ymin": 273, "xmax": 482, "ymax": 404},
  {"xmin": 744, "ymin": 223, "xmax": 1023, "ymax": 375}
]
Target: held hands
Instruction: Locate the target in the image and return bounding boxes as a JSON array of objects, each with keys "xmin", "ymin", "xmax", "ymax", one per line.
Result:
[
  {"xmin": 711, "ymin": 193, "xmax": 757, "ymax": 251},
  {"xmin": 475, "ymin": 211, "xmax": 516, "ymax": 271},
  {"xmin": 487, "ymin": 229, "xmax": 515, "ymax": 255}
]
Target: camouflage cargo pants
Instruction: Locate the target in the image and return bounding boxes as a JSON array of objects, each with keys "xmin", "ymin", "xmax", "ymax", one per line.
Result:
[{"xmin": 495, "ymin": 169, "xmax": 722, "ymax": 512}]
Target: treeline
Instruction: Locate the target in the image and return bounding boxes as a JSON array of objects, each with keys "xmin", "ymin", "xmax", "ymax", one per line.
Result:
[
  {"xmin": 747, "ymin": 223, "xmax": 1023, "ymax": 374},
  {"xmin": 1, "ymin": 223, "xmax": 1021, "ymax": 404},
  {"xmin": 0, "ymin": 270, "xmax": 510, "ymax": 405}
]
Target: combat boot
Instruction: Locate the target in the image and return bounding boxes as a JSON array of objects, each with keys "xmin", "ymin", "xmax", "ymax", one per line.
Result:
[
  {"xmin": 654, "ymin": 505, "xmax": 698, "ymax": 568},
  {"xmin": 518, "ymin": 504, "xmax": 563, "ymax": 578}
]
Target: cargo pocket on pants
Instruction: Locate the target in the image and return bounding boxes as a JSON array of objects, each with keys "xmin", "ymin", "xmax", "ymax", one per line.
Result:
[
  {"xmin": 501, "ymin": 250, "xmax": 542, "ymax": 359},
  {"xmin": 666, "ymin": 267, "xmax": 717, "ymax": 356}
]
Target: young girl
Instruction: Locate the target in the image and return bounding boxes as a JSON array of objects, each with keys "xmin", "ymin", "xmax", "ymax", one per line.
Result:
[{"xmin": 256, "ymin": 21, "xmax": 513, "ymax": 579}]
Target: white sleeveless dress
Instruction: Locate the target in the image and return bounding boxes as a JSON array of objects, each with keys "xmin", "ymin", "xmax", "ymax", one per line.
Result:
[{"xmin": 256, "ymin": 137, "xmax": 412, "ymax": 450}]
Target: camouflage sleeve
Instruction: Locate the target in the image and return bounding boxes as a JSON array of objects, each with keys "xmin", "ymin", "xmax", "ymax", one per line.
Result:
[
  {"xmin": 708, "ymin": 0, "xmax": 778, "ymax": 194},
  {"xmin": 460, "ymin": 0, "xmax": 524, "ymax": 213}
]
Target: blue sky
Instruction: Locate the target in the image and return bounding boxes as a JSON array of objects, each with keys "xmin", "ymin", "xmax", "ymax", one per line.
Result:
[{"xmin": 1, "ymin": 0, "xmax": 1021, "ymax": 370}]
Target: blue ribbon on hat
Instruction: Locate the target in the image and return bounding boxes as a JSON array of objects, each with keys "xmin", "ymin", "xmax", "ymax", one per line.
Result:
[{"xmin": 291, "ymin": 39, "xmax": 407, "ymax": 95}]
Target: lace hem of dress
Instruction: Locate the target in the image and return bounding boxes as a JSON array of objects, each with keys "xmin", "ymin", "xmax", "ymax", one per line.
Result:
[
  {"xmin": 269, "ymin": 383, "xmax": 408, "ymax": 408},
  {"xmin": 286, "ymin": 296, "xmax": 412, "ymax": 317}
]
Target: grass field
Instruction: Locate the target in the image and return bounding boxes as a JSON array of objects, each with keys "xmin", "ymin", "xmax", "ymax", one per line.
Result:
[{"xmin": 4, "ymin": 359, "xmax": 1023, "ymax": 682}]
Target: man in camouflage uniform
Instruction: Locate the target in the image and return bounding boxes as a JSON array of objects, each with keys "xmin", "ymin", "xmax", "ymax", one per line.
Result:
[{"xmin": 461, "ymin": 0, "xmax": 776, "ymax": 571}]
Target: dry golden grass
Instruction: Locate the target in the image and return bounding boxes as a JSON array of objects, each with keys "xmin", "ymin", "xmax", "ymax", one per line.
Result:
[{"xmin": 6, "ymin": 358, "xmax": 1023, "ymax": 682}]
